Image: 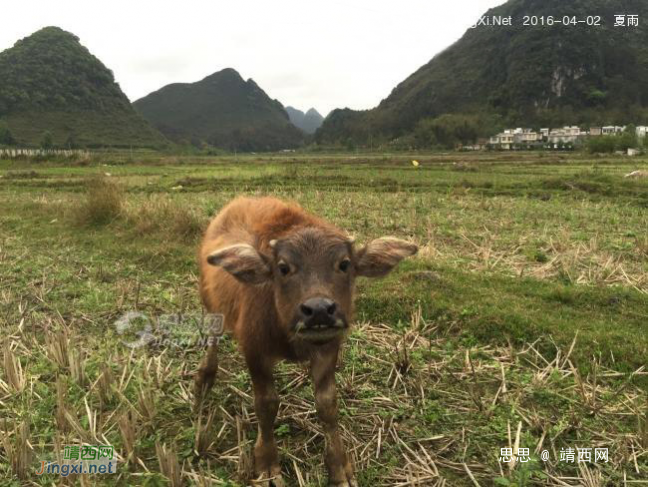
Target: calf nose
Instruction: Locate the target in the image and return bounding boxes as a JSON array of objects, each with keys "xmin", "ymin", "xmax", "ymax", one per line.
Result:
[{"xmin": 300, "ymin": 297, "xmax": 337, "ymax": 327}]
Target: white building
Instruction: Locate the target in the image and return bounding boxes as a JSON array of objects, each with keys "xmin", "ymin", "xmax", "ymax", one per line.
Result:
[
  {"xmin": 487, "ymin": 124, "xmax": 644, "ymax": 151},
  {"xmin": 602, "ymin": 126, "xmax": 625, "ymax": 135},
  {"xmin": 547, "ymin": 126, "xmax": 586, "ymax": 146},
  {"xmin": 513, "ymin": 128, "xmax": 542, "ymax": 144},
  {"xmin": 489, "ymin": 130, "xmax": 515, "ymax": 150},
  {"xmin": 489, "ymin": 128, "xmax": 544, "ymax": 149}
]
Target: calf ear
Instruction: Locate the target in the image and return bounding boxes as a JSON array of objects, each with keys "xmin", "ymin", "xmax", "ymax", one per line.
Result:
[
  {"xmin": 206, "ymin": 244, "xmax": 271, "ymax": 284},
  {"xmin": 356, "ymin": 237, "xmax": 418, "ymax": 278}
]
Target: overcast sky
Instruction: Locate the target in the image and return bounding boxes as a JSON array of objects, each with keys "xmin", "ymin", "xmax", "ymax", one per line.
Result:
[{"xmin": 2, "ymin": 0, "xmax": 505, "ymax": 116}]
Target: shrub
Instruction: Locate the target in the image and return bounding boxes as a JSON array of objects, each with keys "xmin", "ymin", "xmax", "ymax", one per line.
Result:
[
  {"xmin": 127, "ymin": 196, "xmax": 204, "ymax": 242},
  {"xmin": 40, "ymin": 131, "xmax": 54, "ymax": 150},
  {"xmin": 0, "ymin": 120, "xmax": 16, "ymax": 146},
  {"xmin": 615, "ymin": 131, "xmax": 637, "ymax": 151},
  {"xmin": 74, "ymin": 177, "xmax": 123, "ymax": 226},
  {"xmin": 587, "ymin": 136, "xmax": 616, "ymax": 154},
  {"xmin": 414, "ymin": 114, "xmax": 480, "ymax": 149}
]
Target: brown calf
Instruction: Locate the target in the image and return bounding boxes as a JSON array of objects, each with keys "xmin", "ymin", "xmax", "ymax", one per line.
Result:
[{"xmin": 196, "ymin": 196, "xmax": 417, "ymax": 486}]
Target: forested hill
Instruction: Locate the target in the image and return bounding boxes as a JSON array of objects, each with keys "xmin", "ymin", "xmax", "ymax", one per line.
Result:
[
  {"xmin": 316, "ymin": 0, "xmax": 648, "ymax": 146},
  {"xmin": 0, "ymin": 27, "xmax": 166, "ymax": 148},
  {"xmin": 134, "ymin": 68, "xmax": 304, "ymax": 151}
]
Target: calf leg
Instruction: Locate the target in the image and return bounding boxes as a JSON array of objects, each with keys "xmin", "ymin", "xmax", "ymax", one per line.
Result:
[
  {"xmin": 311, "ymin": 348, "xmax": 356, "ymax": 487},
  {"xmin": 248, "ymin": 360, "xmax": 284, "ymax": 487},
  {"xmin": 194, "ymin": 338, "xmax": 219, "ymax": 407}
]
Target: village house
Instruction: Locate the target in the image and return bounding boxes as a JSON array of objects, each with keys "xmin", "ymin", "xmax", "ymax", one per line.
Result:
[
  {"xmin": 513, "ymin": 128, "xmax": 542, "ymax": 144},
  {"xmin": 547, "ymin": 126, "xmax": 586, "ymax": 147},
  {"xmin": 601, "ymin": 126, "xmax": 625, "ymax": 135},
  {"xmin": 489, "ymin": 126, "xmax": 590, "ymax": 150},
  {"xmin": 486, "ymin": 124, "xmax": 644, "ymax": 151},
  {"xmin": 489, "ymin": 130, "xmax": 515, "ymax": 150},
  {"xmin": 489, "ymin": 128, "xmax": 542, "ymax": 149}
]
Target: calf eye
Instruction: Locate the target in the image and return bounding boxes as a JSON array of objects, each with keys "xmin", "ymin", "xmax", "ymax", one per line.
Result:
[
  {"xmin": 278, "ymin": 262, "xmax": 290, "ymax": 276},
  {"xmin": 338, "ymin": 259, "xmax": 351, "ymax": 272}
]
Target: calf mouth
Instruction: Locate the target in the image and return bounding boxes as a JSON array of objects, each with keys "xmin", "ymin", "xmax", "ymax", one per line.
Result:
[{"xmin": 292, "ymin": 319, "xmax": 348, "ymax": 342}]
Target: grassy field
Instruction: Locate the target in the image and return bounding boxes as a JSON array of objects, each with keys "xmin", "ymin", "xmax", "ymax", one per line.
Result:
[{"xmin": 0, "ymin": 151, "xmax": 647, "ymax": 486}]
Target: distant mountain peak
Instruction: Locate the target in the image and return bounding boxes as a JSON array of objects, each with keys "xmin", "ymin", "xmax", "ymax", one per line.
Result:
[
  {"xmin": 305, "ymin": 108, "xmax": 321, "ymax": 117},
  {"xmin": 203, "ymin": 67, "xmax": 243, "ymax": 83},
  {"xmin": 32, "ymin": 26, "xmax": 78, "ymax": 38},
  {"xmin": 286, "ymin": 106, "xmax": 324, "ymax": 134},
  {"xmin": 134, "ymin": 70, "xmax": 303, "ymax": 151}
]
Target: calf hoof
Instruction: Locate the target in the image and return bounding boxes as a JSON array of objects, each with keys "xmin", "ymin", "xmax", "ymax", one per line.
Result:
[
  {"xmin": 253, "ymin": 467, "xmax": 285, "ymax": 487},
  {"xmin": 329, "ymin": 479, "xmax": 358, "ymax": 487},
  {"xmin": 254, "ymin": 443, "xmax": 283, "ymax": 487},
  {"xmin": 329, "ymin": 462, "xmax": 357, "ymax": 487}
]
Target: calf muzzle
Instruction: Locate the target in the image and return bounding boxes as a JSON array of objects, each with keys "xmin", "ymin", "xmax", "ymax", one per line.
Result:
[
  {"xmin": 293, "ymin": 297, "xmax": 346, "ymax": 341},
  {"xmin": 300, "ymin": 297, "xmax": 337, "ymax": 328}
]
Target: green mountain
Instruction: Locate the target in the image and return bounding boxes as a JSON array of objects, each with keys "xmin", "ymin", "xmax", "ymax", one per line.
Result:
[
  {"xmin": 317, "ymin": 0, "xmax": 648, "ymax": 145},
  {"xmin": 286, "ymin": 106, "xmax": 324, "ymax": 134},
  {"xmin": 0, "ymin": 27, "xmax": 166, "ymax": 148},
  {"xmin": 134, "ymin": 69, "xmax": 303, "ymax": 151}
]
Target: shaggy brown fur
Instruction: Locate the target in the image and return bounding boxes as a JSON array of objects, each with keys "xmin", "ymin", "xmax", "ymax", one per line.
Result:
[{"xmin": 196, "ymin": 196, "xmax": 417, "ymax": 487}]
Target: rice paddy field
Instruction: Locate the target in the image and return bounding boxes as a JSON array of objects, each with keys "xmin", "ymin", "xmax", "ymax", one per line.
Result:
[{"xmin": 0, "ymin": 151, "xmax": 647, "ymax": 486}]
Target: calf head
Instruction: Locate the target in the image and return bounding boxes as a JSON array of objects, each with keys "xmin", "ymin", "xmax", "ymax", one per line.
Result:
[{"xmin": 207, "ymin": 227, "xmax": 417, "ymax": 343}]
